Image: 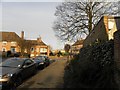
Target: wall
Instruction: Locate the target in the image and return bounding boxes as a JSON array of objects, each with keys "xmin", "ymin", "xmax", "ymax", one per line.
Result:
[
  {"xmin": 0, "ymin": 42, "xmax": 20, "ymax": 52},
  {"xmin": 114, "ymin": 17, "xmax": 120, "ymax": 69},
  {"xmin": 108, "ymin": 17, "xmax": 120, "ymax": 40},
  {"xmin": 114, "ymin": 30, "xmax": 120, "ymax": 89},
  {"xmin": 114, "ymin": 30, "xmax": 120, "ymax": 69},
  {"xmin": 83, "ymin": 16, "xmax": 120, "ymax": 47},
  {"xmin": 83, "ymin": 16, "xmax": 108, "ymax": 47}
]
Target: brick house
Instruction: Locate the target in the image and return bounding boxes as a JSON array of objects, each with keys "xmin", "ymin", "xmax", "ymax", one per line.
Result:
[
  {"xmin": 83, "ymin": 16, "xmax": 120, "ymax": 47},
  {"xmin": 27, "ymin": 37, "xmax": 50, "ymax": 57},
  {"xmin": 0, "ymin": 32, "xmax": 21, "ymax": 53},
  {"xmin": 71, "ymin": 39, "xmax": 84, "ymax": 54},
  {"xmin": 0, "ymin": 31, "xmax": 50, "ymax": 57}
]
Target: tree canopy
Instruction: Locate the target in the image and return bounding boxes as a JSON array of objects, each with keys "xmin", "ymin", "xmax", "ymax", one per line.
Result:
[{"xmin": 53, "ymin": 1, "xmax": 120, "ymax": 42}]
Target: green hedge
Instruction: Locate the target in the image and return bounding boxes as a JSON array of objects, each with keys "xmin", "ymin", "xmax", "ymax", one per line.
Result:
[{"xmin": 64, "ymin": 40, "xmax": 118, "ymax": 88}]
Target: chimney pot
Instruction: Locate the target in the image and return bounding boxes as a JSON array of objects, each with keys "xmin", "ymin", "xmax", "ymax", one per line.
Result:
[
  {"xmin": 21, "ymin": 31, "xmax": 24, "ymax": 39},
  {"xmin": 37, "ymin": 37, "xmax": 41, "ymax": 42}
]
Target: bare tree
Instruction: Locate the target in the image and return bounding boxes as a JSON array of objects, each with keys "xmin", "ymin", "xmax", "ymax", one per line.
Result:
[
  {"xmin": 64, "ymin": 44, "xmax": 71, "ymax": 61},
  {"xmin": 64, "ymin": 44, "xmax": 71, "ymax": 53},
  {"xmin": 24, "ymin": 40, "xmax": 32, "ymax": 55},
  {"xmin": 17, "ymin": 39, "xmax": 32, "ymax": 57},
  {"xmin": 17, "ymin": 39, "xmax": 26, "ymax": 56},
  {"xmin": 53, "ymin": 0, "xmax": 120, "ymax": 42}
]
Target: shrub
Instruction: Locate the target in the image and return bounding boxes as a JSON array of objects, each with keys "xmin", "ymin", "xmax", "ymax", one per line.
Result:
[{"xmin": 64, "ymin": 40, "xmax": 118, "ymax": 88}]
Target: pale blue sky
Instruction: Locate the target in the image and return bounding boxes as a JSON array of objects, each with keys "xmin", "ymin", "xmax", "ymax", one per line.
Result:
[{"xmin": 1, "ymin": 1, "xmax": 65, "ymax": 50}]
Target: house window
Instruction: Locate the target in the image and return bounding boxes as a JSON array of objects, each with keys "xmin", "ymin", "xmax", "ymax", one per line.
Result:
[
  {"xmin": 2, "ymin": 47, "xmax": 6, "ymax": 52},
  {"xmin": 11, "ymin": 47, "xmax": 16, "ymax": 53},
  {"xmin": 31, "ymin": 47, "xmax": 34, "ymax": 52},
  {"xmin": 40, "ymin": 48, "xmax": 47, "ymax": 52},
  {"xmin": 30, "ymin": 54, "xmax": 34, "ymax": 57},
  {"xmin": 2, "ymin": 41, "xmax": 7, "ymax": 46},
  {"xmin": 11, "ymin": 41, "xmax": 17, "ymax": 46}
]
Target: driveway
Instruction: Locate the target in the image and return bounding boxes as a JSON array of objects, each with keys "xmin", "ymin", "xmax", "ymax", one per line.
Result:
[{"xmin": 18, "ymin": 57, "xmax": 67, "ymax": 88}]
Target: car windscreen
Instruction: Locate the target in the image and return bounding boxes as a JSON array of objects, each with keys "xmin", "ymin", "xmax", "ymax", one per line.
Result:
[{"xmin": 0, "ymin": 58, "xmax": 24, "ymax": 68}]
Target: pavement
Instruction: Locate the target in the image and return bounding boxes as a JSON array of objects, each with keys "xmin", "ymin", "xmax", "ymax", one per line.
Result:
[{"xmin": 18, "ymin": 57, "xmax": 67, "ymax": 88}]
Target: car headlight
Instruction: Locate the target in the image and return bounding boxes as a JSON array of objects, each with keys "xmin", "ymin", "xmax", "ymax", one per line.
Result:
[
  {"xmin": 39, "ymin": 62, "xmax": 44, "ymax": 65},
  {"xmin": 0, "ymin": 74, "xmax": 13, "ymax": 82},
  {"xmin": 2, "ymin": 74, "xmax": 13, "ymax": 79}
]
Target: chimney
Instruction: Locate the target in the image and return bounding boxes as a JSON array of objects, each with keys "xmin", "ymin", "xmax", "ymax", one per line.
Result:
[
  {"xmin": 21, "ymin": 31, "xmax": 24, "ymax": 39},
  {"xmin": 37, "ymin": 37, "xmax": 41, "ymax": 42}
]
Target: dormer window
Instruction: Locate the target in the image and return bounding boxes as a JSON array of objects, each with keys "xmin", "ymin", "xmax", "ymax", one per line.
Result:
[{"xmin": 108, "ymin": 19, "xmax": 115, "ymax": 30}]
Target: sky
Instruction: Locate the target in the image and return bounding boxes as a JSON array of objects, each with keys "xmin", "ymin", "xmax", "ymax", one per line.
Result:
[
  {"xmin": 1, "ymin": 0, "xmax": 118, "ymax": 50},
  {"xmin": 0, "ymin": 0, "xmax": 66, "ymax": 50}
]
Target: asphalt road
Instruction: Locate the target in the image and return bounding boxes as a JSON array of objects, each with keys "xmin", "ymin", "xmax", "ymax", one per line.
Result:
[{"xmin": 18, "ymin": 57, "xmax": 67, "ymax": 88}]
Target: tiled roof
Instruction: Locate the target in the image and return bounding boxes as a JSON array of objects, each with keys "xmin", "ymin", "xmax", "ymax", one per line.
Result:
[
  {"xmin": 72, "ymin": 39, "xmax": 84, "ymax": 46},
  {"xmin": 0, "ymin": 31, "xmax": 21, "ymax": 42},
  {"xmin": 0, "ymin": 31, "xmax": 48, "ymax": 46},
  {"xmin": 25, "ymin": 40, "xmax": 47, "ymax": 46}
]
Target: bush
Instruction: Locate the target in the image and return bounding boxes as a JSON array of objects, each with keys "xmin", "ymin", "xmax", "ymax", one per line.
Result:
[{"xmin": 64, "ymin": 40, "xmax": 118, "ymax": 88}]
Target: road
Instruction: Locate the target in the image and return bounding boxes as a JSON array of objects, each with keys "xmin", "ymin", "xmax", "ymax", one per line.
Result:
[{"xmin": 18, "ymin": 56, "xmax": 67, "ymax": 88}]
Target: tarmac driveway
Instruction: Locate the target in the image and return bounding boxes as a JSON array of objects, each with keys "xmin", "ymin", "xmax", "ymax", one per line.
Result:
[{"xmin": 18, "ymin": 58, "xmax": 67, "ymax": 88}]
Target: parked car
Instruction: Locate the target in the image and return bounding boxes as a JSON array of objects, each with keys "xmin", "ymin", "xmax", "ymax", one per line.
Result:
[
  {"xmin": 0, "ymin": 57, "xmax": 37, "ymax": 90},
  {"xmin": 43, "ymin": 56, "xmax": 50, "ymax": 67},
  {"xmin": 33, "ymin": 56, "xmax": 50, "ymax": 69},
  {"xmin": 33, "ymin": 56, "xmax": 45, "ymax": 69}
]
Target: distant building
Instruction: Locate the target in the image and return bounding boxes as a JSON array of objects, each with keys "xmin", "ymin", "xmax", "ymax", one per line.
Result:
[
  {"xmin": 83, "ymin": 16, "xmax": 120, "ymax": 47},
  {"xmin": 51, "ymin": 49, "xmax": 65, "ymax": 56},
  {"xmin": 28, "ymin": 37, "xmax": 50, "ymax": 57},
  {"xmin": 0, "ymin": 31, "xmax": 50, "ymax": 57},
  {"xmin": 60, "ymin": 49, "xmax": 65, "ymax": 53},
  {"xmin": 71, "ymin": 39, "xmax": 84, "ymax": 54}
]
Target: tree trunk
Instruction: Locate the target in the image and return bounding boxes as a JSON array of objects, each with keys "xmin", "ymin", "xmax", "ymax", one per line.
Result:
[{"xmin": 88, "ymin": 2, "xmax": 93, "ymax": 33}]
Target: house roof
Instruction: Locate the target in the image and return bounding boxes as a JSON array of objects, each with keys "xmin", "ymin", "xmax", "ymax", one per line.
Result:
[
  {"xmin": 72, "ymin": 39, "xmax": 84, "ymax": 46},
  {"xmin": 25, "ymin": 40, "xmax": 47, "ymax": 46},
  {"xmin": 0, "ymin": 31, "xmax": 48, "ymax": 46},
  {"xmin": 0, "ymin": 31, "xmax": 21, "ymax": 42}
]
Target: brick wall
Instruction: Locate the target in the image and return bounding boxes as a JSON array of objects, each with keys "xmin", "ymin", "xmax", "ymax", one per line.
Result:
[
  {"xmin": 0, "ymin": 42, "xmax": 20, "ymax": 52},
  {"xmin": 83, "ymin": 16, "xmax": 120, "ymax": 47},
  {"xmin": 83, "ymin": 16, "xmax": 109, "ymax": 47}
]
